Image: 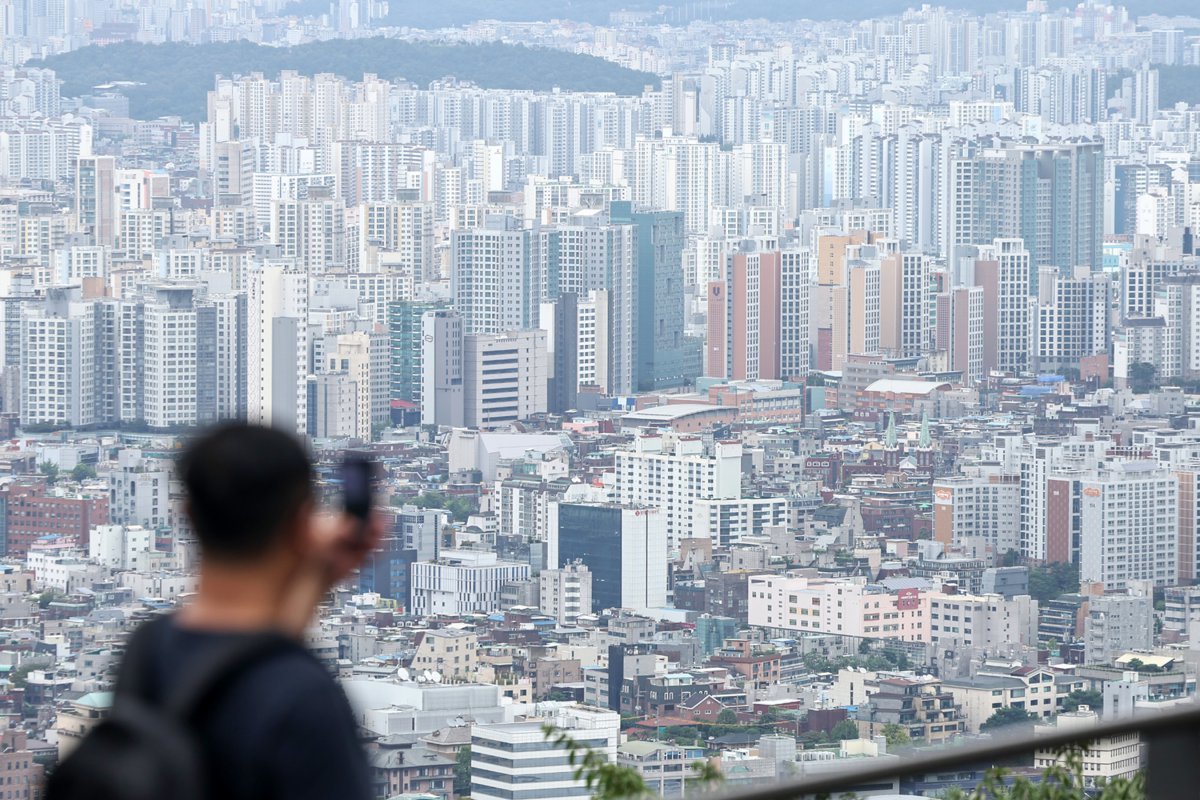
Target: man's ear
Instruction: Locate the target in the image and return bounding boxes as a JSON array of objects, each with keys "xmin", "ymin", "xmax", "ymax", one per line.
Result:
[{"xmin": 283, "ymin": 498, "xmax": 317, "ymax": 556}]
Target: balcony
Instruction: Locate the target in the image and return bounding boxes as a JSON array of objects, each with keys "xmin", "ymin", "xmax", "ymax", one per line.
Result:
[{"xmin": 708, "ymin": 704, "xmax": 1200, "ymax": 800}]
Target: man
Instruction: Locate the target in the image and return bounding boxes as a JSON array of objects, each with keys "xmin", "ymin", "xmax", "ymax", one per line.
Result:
[{"xmin": 119, "ymin": 423, "xmax": 379, "ymax": 799}]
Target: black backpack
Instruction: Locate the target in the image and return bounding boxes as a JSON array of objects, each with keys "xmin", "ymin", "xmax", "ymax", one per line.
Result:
[{"xmin": 46, "ymin": 615, "xmax": 294, "ymax": 800}]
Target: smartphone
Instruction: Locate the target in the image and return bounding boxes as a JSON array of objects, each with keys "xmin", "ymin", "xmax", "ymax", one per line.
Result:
[{"xmin": 341, "ymin": 455, "xmax": 374, "ymax": 529}]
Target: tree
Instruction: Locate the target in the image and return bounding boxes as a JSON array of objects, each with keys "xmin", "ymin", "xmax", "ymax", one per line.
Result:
[
  {"xmin": 1001, "ymin": 549, "xmax": 1021, "ymax": 567},
  {"xmin": 70, "ymin": 463, "xmax": 97, "ymax": 482},
  {"xmin": 715, "ymin": 709, "xmax": 738, "ymax": 725},
  {"xmin": 37, "ymin": 589, "xmax": 65, "ymax": 609},
  {"xmin": 38, "ymin": 462, "xmax": 58, "ymax": 484},
  {"xmin": 542, "ymin": 725, "xmax": 653, "ymax": 800},
  {"xmin": 759, "ymin": 705, "xmax": 783, "ymax": 723},
  {"xmin": 881, "ymin": 723, "xmax": 911, "ymax": 748},
  {"xmin": 830, "ymin": 719, "xmax": 860, "ymax": 741},
  {"xmin": 980, "ymin": 706, "xmax": 1037, "ymax": 732},
  {"xmin": 1061, "ymin": 689, "xmax": 1103, "ymax": 713},
  {"xmin": 686, "ymin": 759, "xmax": 724, "ymax": 795},
  {"xmin": 945, "ymin": 746, "xmax": 1143, "ymax": 800},
  {"xmin": 1028, "ymin": 562, "xmax": 1080, "ymax": 604},
  {"xmin": 453, "ymin": 746, "xmax": 471, "ymax": 796},
  {"xmin": 1129, "ymin": 361, "xmax": 1157, "ymax": 393}
]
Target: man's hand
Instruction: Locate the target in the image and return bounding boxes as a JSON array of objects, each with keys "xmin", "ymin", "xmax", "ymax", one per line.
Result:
[
  {"xmin": 310, "ymin": 510, "xmax": 386, "ymax": 589},
  {"xmin": 278, "ymin": 509, "xmax": 385, "ymax": 637}
]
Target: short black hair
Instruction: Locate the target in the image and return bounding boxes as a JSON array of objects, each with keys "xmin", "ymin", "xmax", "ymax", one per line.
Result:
[{"xmin": 179, "ymin": 423, "xmax": 314, "ymax": 560}]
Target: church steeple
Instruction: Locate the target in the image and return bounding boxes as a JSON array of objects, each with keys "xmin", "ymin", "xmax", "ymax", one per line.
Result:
[
  {"xmin": 918, "ymin": 411, "xmax": 932, "ymax": 449},
  {"xmin": 884, "ymin": 412, "xmax": 898, "ymax": 449}
]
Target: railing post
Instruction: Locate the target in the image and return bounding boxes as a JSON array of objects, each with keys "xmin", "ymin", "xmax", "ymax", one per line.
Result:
[{"xmin": 1146, "ymin": 724, "xmax": 1200, "ymax": 800}]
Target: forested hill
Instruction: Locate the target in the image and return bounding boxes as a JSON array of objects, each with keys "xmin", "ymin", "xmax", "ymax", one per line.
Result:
[
  {"xmin": 34, "ymin": 40, "xmax": 660, "ymax": 122},
  {"xmin": 309, "ymin": 0, "xmax": 1199, "ymax": 27}
]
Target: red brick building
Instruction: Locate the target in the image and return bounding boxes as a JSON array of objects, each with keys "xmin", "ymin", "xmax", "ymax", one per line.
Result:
[{"xmin": 0, "ymin": 481, "xmax": 109, "ymax": 557}]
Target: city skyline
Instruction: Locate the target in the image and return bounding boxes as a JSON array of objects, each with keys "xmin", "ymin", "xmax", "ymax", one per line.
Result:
[{"xmin": 2, "ymin": 0, "xmax": 1200, "ymax": 798}]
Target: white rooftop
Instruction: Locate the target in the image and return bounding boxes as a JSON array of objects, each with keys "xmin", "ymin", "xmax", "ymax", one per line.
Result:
[
  {"xmin": 623, "ymin": 403, "xmax": 725, "ymax": 421},
  {"xmin": 864, "ymin": 379, "xmax": 949, "ymax": 395}
]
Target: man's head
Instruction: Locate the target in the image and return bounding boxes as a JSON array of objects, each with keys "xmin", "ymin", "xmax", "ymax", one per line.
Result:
[{"xmin": 179, "ymin": 424, "xmax": 315, "ymax": 562}]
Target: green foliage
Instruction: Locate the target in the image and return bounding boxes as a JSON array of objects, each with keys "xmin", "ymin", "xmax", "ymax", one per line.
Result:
[
  {"xmin": 1158, "ymin": 65, "xmax": 1200, "ymax": 108},
  {"xmin": 1028, "ymin": 562, "xmax": 1080, "ymax": 604},
  {"xmin": 687, "ymin": 759, "xmax": 724, "ymax": 794},
  {"xmin": 1061, "ymin": 689, "xmax": 1103, "ymax": 713},
  {"xmin": 70, "ymin": 463, "xmax": 97, "ymax": 482},
  {"xmin": 1128, "ymin": 362, "xmax": 1157, "ymax": 394},
  {"xmin": 1001, "ymin": 549, "xmax": 1022, "ymax": 567},
  {"xmin": 34, "ymin": 40, "xmax": 658, "ymax": 121},
  {"xmin": 37, "ymin": 589, "xmax": 65, "ymax": 609},
  {"xmin": 543, "ymin": 724, "xmax": 651, "ymax": 800},
  {"xmin": 38, "ymin": 462, "xmax": 58, "ymax": 484},
  {"xmin": 880, "ymin": 722, "xmax": 910, "ymax": 748},
  {"xmin": 285, "ymin": 0, "xmax": 1200, "ymax": 27},
  {"xmin": 801, "ymin": 646, "xmax": 913, "ymax": 674},
  {"xmin": 830, "ymin": 719, "xmax": 860, "ymax": 741},
  {"xmin": 980, "ymin": 706, "xmax": 1037, "ymax": 732},
  {"xmin": 715, "ymin": 709, "xmax": 738, "ymax": 725},
  {"xmin": 411, "ymin": 491, "xmax": 476, "ymax": 522},
  {"xmin": 944, "ymin": 747, "xmax": 1144, "ymax": 800},
  {"xmin": 454, "ymin": 746, "xmax": 471, "ymax": 796},
  {"xmin": 7, "ymin": 658, "xmax": 52, "ymax": 688}
]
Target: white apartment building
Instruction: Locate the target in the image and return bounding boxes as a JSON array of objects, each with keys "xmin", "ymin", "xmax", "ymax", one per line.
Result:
[
  {"xmin": 539, "ymin": 562, "xmax": 592, "ymax": 624},
  {"xmin": 107, "ymin": 450, "xmax": 170, "ymax": 529},
  {"xmin": 1084, "ymin": 593, "xmax": 1154, "ymax": 666},
  {"xmin": 143, "ymin": 298, "xmax": 198, "ymax": 429},
  {"xmin": 933, "ymin": 474, "xmax": 1021, "ymax": 559},
  {"xmin": 691, "ymin": 497, "xmax": 791, "ymax": 548},
  {"xmin": 928, "ymin": 592, "xmax": 1039, "ymax": 651},
  {"xmin": 576, "ymin": 289, "xmax": 609, "ymax": 392},
  {"xmin": 451, "ymin": 219, "xmax": 536, "ymax": 335},
  {"xmin": 325, "ymin": 330, "xmax": 389, "ymax": 441},
  {"xmin": 89, "ymin": 525, "xmax": 154, "ymax": 571},
  {"xmin": 472, "ymin": 706, "xmax": 620, "ymax": 800},
  {"xmin": 20, "ymin": 301, "xmax": 93, "ymax": 427},
  {"xmin": 779, "ymin": 248, "xmax": 812, "ymax": 380},
  {"xmin": 614, "ymin": 434, "xmax": 742, "ymax": 551},
  {"xmin": 1034, "ymin": 708, "xmax": 1140, "ymax": 783},
  {"xmin": 748, "ymin": 575, "xmax": 930, "ymax": 643},
  {"xmin": 1080, "ymin": 461, "xmax": 1178, "ymax": 590},
  {"xmin": 248, "ymin": 265, "xmax": 309, "ymax": 435},
  {"xmin": 410, "ymin": 550, "xmax": 530, "ymax": 617},
  {"xmin": 976, "ymin": 239, "xmax": 1030, "ymax": 374},
  {"xmin": 1033, "ymin": 266, "xmax": 1111, "ymax": 372}
]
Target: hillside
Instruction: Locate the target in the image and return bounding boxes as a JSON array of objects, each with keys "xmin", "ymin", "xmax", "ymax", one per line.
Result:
[
  {"xmin": 34, "ymin": 40, "xmax": 660, "ymax": 122},
  {"xmin": 290, "ymin": 0, "xmax": 1196, "ymax": 28}
]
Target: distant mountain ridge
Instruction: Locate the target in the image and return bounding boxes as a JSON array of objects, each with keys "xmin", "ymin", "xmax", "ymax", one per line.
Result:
[
  {"xmin": 365, "ymin": 0, "xmax": 1197, "ymax": 27},
  {"xmin": 34, "ymin": 40, "xmax": 660, "ymax": 122}
]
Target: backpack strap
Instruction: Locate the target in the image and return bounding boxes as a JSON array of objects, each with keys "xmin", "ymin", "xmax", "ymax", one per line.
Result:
[
  {"xmin": 115, "ymin": 613, "xmax": 299, "ymax": 720},
  {"xmin": 163, "ymin": 629, "xmax": 296, "ymax": 720}
]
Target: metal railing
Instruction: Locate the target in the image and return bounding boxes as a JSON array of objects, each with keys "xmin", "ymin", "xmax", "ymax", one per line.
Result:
[{"xmin": 712, "ymin": 704, "xmax": 1200, "ymax": 800}]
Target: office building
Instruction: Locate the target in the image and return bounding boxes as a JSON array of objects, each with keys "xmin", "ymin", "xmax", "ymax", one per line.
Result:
[
  {"xmin": 614, "ymin": 435, "xmax": 742, "ymax": 550},
  {"xmin": 547, "ymin": 502, "xmax": 667, "ymax": 614},
  {"xmin": 463, "ymin": 329, "xmax": 548, "ymax": 429},
  {"xmin": 472, "ymin": 706, "xmax": 620, "ymax": 800},
  {"xmin": 747, "ymin": 575, "xmax": 930, "ymax": 643},
  {"xmin": 410, "ymin": 550, "xmax": 531, "ymax": 617}
]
